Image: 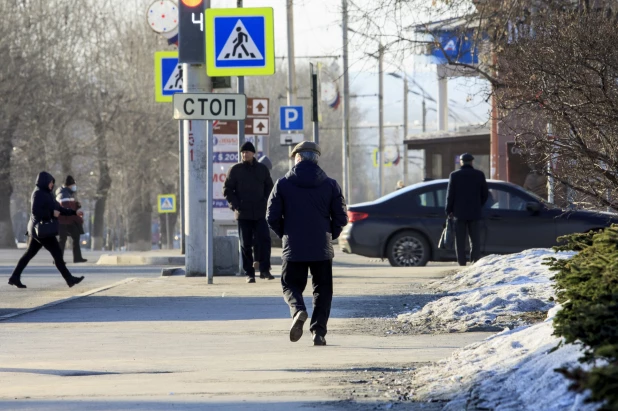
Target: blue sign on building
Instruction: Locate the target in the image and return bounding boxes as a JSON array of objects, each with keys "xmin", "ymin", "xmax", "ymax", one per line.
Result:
[
  {"xmin": 280, "ymin": 106, "xmax": 304, "ymax": 131},
  {"xmin": 431, "ymin": 31, "xmax": 478, "ymax": 65}
]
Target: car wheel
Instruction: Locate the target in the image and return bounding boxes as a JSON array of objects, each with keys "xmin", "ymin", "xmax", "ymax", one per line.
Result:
[{"xmin": 386, "ymin": 231, "xmax": 430, "ymax": 267}]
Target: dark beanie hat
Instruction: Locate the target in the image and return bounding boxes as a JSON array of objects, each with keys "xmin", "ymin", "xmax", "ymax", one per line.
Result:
[
  {"xmin": 240, "ymin": 141, "xmax": 256, "ymax": 153},
  {"xmin": 65, "ymin": 175, "xmax": 76, "ymax": 186}
]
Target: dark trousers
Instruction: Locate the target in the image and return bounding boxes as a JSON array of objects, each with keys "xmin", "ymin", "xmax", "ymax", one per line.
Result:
[
  {"xmin": 238, "ymin": 218, "xmax": 271, "ymax": 277},
  {"xmin": 281, "ymin": 259, "xmax": 333, "ymax": 337},
  {"xmin": 11, "ymin": 236, "xmax": 74, "ymax": 282},
  {"xmin": 454, "ymin": 219, "xmax": 482, "ymax": 266},
  {"xmin": 58, "ymin": 224, "xmax": 84, "ymax": 262}
]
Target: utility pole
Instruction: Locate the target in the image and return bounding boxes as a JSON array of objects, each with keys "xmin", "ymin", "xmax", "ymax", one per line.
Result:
[
  {"xmin": 378, "ymin": 43, "xmax": 384, "ymax": 198},
  {"xmin": 403, "ymin": 75, "xmax": 408, "ymax": 185},
  {"xmin": 437, "ymin": 65, "xmax": 448, "ymax": 131},
  {"xmin": 341, "ymin": 0, "xmax": 351, "ymax": 202},
  {"xmin": 286, "ymin": 0, "xmax": 297, "ymax": 170},
  {"xmin": 422, "ymin": 98, "xmax": 426, "ymax": 133},
  {"xmin": 180, "ymin": 0, "xmax": 212, "ymax": 281}
]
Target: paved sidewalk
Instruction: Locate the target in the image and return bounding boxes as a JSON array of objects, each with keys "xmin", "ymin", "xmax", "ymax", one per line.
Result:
[{"xmin": 0, "ymin": 265, "xmax": 485, "ymax": 410}]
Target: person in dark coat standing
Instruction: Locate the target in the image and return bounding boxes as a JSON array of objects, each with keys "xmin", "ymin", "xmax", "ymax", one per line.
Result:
[
  {"xmin": 252, "ymin": 155, "xmax": 274, "ymax": 272},
  {"xmin": 266, "ymin": 141, "xmax": 348, "ymax": 346},
  {"xmin": 445, "ymin": 153, "xmax": 489, "ymax": 266},
  {"xmin": 223, "ymin": 141, "xmax": 274, "ymax": 283},
  {"xmin": 56, "ymin": 175, "xmax": 87, "ymax": 263},
  {"xmin": 8, "ymin": 172, "xmax": 85, "ymax": 289}
]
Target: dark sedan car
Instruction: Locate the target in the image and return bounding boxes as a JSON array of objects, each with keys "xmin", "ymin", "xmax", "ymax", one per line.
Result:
[{"xmin": 340, "ymin": 179, "xmax": 618, "ymax": 266}]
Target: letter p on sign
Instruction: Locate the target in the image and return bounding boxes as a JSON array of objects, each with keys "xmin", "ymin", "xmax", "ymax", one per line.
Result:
[{"xmin": 280, "ymin": 106, "xmax": 304, "ymax": 131}]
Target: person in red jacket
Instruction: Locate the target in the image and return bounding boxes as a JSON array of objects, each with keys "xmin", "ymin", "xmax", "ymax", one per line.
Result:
[{"xmin": 56, "ymin": 175, "xmax": 87, "ymax": 263}]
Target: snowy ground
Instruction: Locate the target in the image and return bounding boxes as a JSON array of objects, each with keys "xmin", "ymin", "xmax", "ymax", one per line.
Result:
[
  {"xmin": 353, "ymin": 249, "xmax": 603, "ymax": 410},
  {"xmin": 397, "ymin": 249, "xmax": 574, "ymax": 333}
]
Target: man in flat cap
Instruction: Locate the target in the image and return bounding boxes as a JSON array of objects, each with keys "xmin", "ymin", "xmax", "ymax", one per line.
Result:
[
  {"xmin": 266, "ymin": 141, "xmax": 348, "ymax": 346},
  {"xmin": 445, "ymin": 153, "xmax": 489, "ymax": 266},
  {"xmin": 223, "ymin": 141, "xmax": 274, "ymax": 283}
]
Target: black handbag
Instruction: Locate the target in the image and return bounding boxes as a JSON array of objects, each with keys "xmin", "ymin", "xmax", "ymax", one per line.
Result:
[{"xmin": 35, "ymin": 220, "xmax": 56, "ymax": 239}]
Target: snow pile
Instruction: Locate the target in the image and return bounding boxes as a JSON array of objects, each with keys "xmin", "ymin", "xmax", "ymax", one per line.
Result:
[
  {"xmin": 398, "ymin": 249, "xmax": 575, "ymax": 332},
  {"xmin": 412, "ymin": 306, "xmax": 599, "ymax": 410}
]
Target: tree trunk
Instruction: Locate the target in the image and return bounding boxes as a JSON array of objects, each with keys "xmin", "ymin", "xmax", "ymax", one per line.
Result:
[
  {"xmin": 126, "ymin": 181, "xmax": 153, "ymax": 251},
  {"xmin": 58, "ymin": 123, "xmax": 73, "ymax": 177},
  {"xmin": 91, "ymin": 121, "xmax": 111, "ymax": 250},
  {"xmin": 0, "ymin": 116, "xmax": 18, "ymax": 248}
]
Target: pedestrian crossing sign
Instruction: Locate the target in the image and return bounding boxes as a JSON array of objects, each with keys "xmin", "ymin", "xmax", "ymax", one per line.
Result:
[
  {"xmin": 157, "ymin": 194, "xmax": 177, "ymax": 214},
  {"xmin": 205, "ymin": 8, "xmax": 275, "ymax": 77},
  {"xmin": 154, "ymin": 51, "xmax": 182, "ymax": 103}
]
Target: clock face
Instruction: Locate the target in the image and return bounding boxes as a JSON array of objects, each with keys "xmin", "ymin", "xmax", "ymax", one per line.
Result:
[{"xmin": 147, "ymin": 1, "xmax": 179, "ymax": 34}]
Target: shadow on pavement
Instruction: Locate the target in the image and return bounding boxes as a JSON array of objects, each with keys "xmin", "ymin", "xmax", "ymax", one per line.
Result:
[
  {"xmin": 5, "ymin": 294, "xmax": 438, "ymax": 323},
  {"xmin": 0, "ymin": 368, "xmax": 174, "ymax": 377}
]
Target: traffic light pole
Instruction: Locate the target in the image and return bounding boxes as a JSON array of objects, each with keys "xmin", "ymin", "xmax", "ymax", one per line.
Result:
[{"xmin": 183, "ymin": 65, "xmax": 211, "ymax": 279}]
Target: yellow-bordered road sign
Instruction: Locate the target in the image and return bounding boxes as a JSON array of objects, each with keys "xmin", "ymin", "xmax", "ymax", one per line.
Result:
[
  {"xmin": 205, "ymin": 8, "xmax": 275, "ymax": 77},
  {"xmin": 157, "ymin": 194, "xmax": 177, "ymax": 213},
  {"xmin": 154, "ymin": 51, "xmax": 182, "ymax": 103}
]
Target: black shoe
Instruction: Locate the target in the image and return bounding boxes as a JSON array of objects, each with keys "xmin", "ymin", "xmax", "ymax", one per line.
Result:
[
  {"xmin": 74, "ymin": 259, "xmax": 88, "ymax": 263},
  {"xmin": 289, "ymin": 310, "xmax": 308, "ymax": 342},
  {"xmin": 67, "ymin": 276, "xmax": 84, "ymax": 288},
  {"xmin": 246, "ymin": 277, "xmax": 256, "ymax": 283},
  {"xmin": 8, "ymin": 278, "xmax": 26, "ymax": 289},
  {"xmin": 312, "ymin": 333, "xmax": 327, "ymax": 346},
  {"xmin": 260, "ymin": 272, "xmax": 275, "ymax": 280}
]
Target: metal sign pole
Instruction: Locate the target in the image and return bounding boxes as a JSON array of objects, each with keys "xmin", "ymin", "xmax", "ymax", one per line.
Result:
[
  {"xmin": 179, "ymin": 121, "xmax": 185, "ymax": 254},
  {"xmin": 166, "ymin": 213, "xmax": 170, "ymax": 249},
  {"xmin": 236, "ymin": 0, "xmax": 245, "ymax": 277}
]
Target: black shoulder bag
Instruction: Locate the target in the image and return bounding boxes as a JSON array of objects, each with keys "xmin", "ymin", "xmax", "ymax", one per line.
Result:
[{"xmin": 35, "ymin": 220, "xmax": 56, "ymax": 238}]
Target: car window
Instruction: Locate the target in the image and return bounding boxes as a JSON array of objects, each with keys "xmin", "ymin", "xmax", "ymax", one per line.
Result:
[
  {"xmin": 414, "ymin": 187, "xmax": 447, "ymax": 208},
  {"xmin": 418, "ymin": 191, "xmax": 436, "ymax": 207},
  {"xmin": 486, "ymin": 188, "xmax": 528, "ymax": 211},
  {"xmin": 435, "ymin": 188, "xmax": 447, "ymax": 208}
]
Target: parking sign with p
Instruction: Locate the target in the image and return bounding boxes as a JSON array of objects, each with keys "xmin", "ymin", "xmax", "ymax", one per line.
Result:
[{"xmin": 280, "ymin": 106, "xmax": 304, "ymax": 131}]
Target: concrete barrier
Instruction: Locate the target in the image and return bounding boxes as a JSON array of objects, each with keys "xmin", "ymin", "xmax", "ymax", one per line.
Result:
[{"xmin": 99, "ymin": 236, "xmax": 247, "ymax": 276}]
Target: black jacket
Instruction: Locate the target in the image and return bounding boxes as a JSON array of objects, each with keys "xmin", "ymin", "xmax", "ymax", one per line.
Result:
[
  {"xmin": 266, "ymin": 161, "xmax": 348, "ymax": 262},
  {"xmin": 27, "ymin": 172, "xmax": 77, "ymax": 238},
  {"xmin": 223, "ymin": 159, "xmax": 274, "ymax": 220},
  {"xmin": 445, "ymin": 165, "xmax": 489, "ymax": 220}
]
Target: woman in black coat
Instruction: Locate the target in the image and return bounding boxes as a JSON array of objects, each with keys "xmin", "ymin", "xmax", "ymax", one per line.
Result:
[{"xmin": 8, "ymin": 172, "xmax": 85, "ymax": 289}]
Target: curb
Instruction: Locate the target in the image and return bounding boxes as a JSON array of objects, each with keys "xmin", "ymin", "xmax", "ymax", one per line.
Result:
[
  {"xmin": 97, "ymin": 255, "xmax": 283, "ymax": 267},
  {"xmin": 96, "ymin": 255, "xmax": 185, "ymax": 266},
  {"xmin": 0, "ymin": 278, "xmax": 136, "ymax": 322}
]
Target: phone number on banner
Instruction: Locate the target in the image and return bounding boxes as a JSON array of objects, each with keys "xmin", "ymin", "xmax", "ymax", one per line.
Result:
[{"xmin": 213, "ymin": 152, "xmax": 239, "ymax": 163}]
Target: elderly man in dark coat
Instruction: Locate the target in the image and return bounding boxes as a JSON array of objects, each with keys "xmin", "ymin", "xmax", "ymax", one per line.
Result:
[
  {"xmin": 445, "ymin": 153, "xmax": 489, "ymax": 266},
  {"xmin": 266, "ymin": 141, "xmax": 348, "ymax": 346}
]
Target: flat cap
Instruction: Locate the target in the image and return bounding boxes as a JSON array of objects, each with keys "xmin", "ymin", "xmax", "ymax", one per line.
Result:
[
  {"xmin": 460, "ymin": 153, "xmax": 475, "ymax": 162},
  {"xmin": 290, "ymin": 140, "xmax": 321, "ymax": 158}
]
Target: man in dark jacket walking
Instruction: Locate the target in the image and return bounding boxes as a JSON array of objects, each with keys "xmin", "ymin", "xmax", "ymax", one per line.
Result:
[
  {"xmin": 56, "ymin": 175, "xmax": 87, "ymax": 263},
  {"xmin": 445, "ymin": 153, "xmax": 489, "ymax": 266},
  {"xmin": 223, "ymin": 141, "xmax": 274, "ymax": 283},
  {"xmin": 267, "ymin": 141, "xmax": 348, "ymax": 346}
]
